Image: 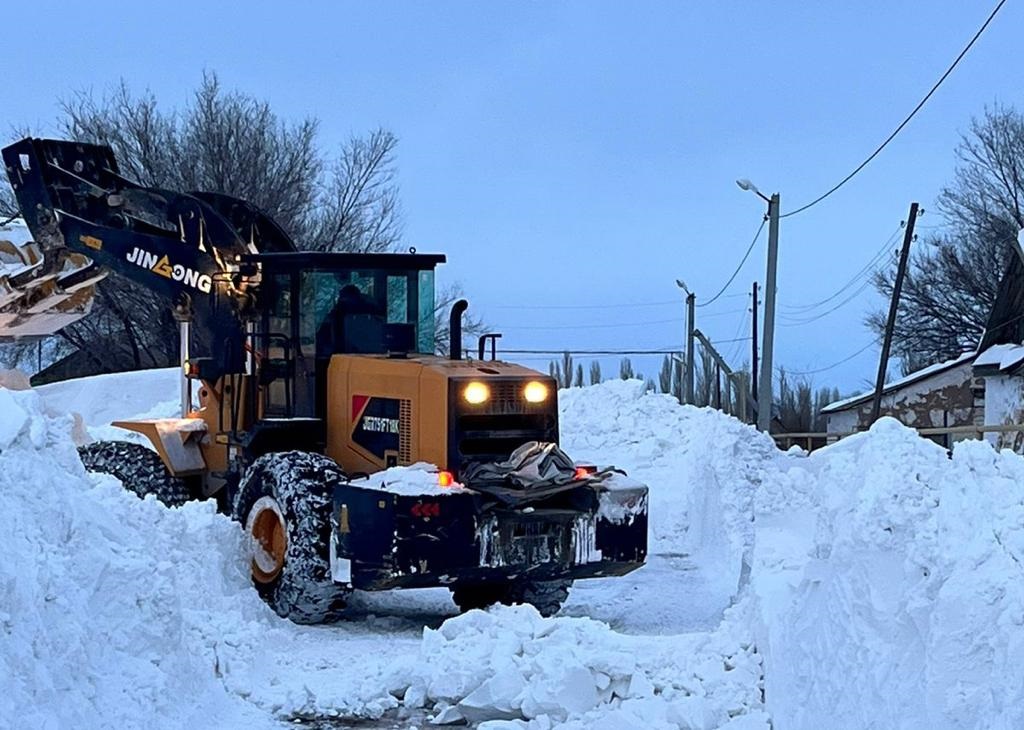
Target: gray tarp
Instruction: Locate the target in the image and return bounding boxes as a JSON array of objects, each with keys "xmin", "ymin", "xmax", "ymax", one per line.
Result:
[{"xmin": 462, "ymin": 441, "xmax": 618, "ymax": 506}]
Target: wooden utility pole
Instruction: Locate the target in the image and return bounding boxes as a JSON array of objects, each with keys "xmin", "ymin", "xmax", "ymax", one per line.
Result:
[
  {"xmin": 870, "ymin": 202, "xmax": 919, "ymax": 423},
  {"xmin": 751, "ymin": 281, "xmax": 759, "ymax": 402},
  {"xmin": 715, "ymin": 363, "xmax": 722, "ymax": 409}
]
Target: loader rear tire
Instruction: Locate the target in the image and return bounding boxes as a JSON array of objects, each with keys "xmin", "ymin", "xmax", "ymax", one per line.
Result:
[
  {"xmin": 78, "ymin": 440, "xmax": 192, "ymax": 507},
  {"xmin": 233, "ymin": 450, "xmax": 350, "ymax": 624},
  {"xmin": 451, "ymin": 578, "xmax": 571, "ymax": 618}
]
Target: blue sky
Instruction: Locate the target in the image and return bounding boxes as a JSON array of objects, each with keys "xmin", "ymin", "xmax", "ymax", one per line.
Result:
[{"xmin": 4, "ymin": 1, "xmax": 1019, "ymax": 393}]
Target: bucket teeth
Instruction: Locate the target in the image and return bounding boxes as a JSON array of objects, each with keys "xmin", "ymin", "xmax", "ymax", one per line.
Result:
[{"xmin": 0, "ymin": 232, "xmax": 106, "ymax": 339}]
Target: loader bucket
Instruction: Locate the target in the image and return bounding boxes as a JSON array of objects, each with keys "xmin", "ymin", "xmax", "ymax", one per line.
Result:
[{"xmin": 0, "ymin": 224, "xmax": 105, "ymax": 340}]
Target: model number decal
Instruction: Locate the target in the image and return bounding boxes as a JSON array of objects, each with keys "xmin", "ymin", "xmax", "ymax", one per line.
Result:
[{"xmin": 362, "ymin": 415, "xmax": 399, "ymax": 433}]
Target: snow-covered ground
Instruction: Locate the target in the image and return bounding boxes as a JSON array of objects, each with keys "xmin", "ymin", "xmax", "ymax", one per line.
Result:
[{"xmin": 6, "ymin": 370, "xmax": 1024, "ymax": 728}]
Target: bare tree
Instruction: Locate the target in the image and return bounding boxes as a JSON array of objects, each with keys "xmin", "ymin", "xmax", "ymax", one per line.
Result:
[
  {"xmin": 306, "ymin": 129, "xmax": 402, "ymax": 253},
  {"xmin": 3, "ymin": 73, "xmax": 409, "ymax": 375},
  {"xmin": 870, "ymin": 105, "xmax": 1024, "ymax": 368},
  {"xmin": 658, "ymin": 355, "xmax": 673, "ymax": 394},
  {"xmin": 588, "ymin": 360, "xmax": 602, "ymax": 385},
  {"xmin": 694, "ymin": 348, "xmax": 715, "ymax": 407}
]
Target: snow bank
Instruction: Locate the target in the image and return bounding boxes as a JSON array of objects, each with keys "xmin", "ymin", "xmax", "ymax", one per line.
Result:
[
  {"xmin": 560, "ymin": 379, "xmax": 779, "ymax": 594},
  {"xmin": 750, "ymin": 418, "xmax": 1024, "ymax": 729},
  {"xmin": 0, "ymin": 387, "xmax": 280, "ymax": 728},
  {"xmin": 35, "ymin": 367, "xmax": 179, "ymax": 443},
  {"xmin": 389, "ymin": 603, "xmax": 769, "ymax": 729},
  {"xmin": 20, "ymin": 366, "xmax": 1024, "ymax": 729}
]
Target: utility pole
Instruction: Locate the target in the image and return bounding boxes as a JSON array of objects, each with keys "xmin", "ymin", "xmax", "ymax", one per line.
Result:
[
  {"xmin": 757, "ymin": 194, "xmax": 780, "ymax": 433},
  {"xmin": 751, "ymin": 281, "xmax": 759, "ymax": 403},
  {"xmin": 685, "ymin": 290, "xmax": 695, "ymax": 405},
  {"xmin": 714, "ymin": 363, "xmax": 722, "ymax": 410},
  {"xmin": 871, "ymin": 202, "xmax": 919, "ymax": 423}
]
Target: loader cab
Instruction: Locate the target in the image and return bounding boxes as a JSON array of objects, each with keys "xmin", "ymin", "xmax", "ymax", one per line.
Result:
[{"xmin": 248, "ymin": 252, "xmax": 445, "ymax": 421}]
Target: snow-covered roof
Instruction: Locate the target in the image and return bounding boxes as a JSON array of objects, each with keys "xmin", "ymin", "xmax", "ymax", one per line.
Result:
[
  {"xmin": 821, "ymin": 350, "xmax": 976, "ymax": 414},
  {"xmin": 973, "ymin": 342, "xmax": 1024, "ymax": 374}
]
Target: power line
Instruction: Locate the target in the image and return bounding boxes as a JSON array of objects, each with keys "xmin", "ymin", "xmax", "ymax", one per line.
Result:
[
  {"xmin": 493, "ymin": 299, "xmax": 678, "ymax": 311},
  {"xmin": 786, "ymin": 340, "xmax": 879, "ymax": 375},
  {"xmin": 780, "ymin": 255, "xmax": 895, "ymax": 326},
  {"xmin": 491, "ymin": 293, "xmax": 749, "ymax": 312},
  {"xmin": 493, "ymin": 306, "xmax": 747, "ymax": 331},
  {"xmin": 696, "ymin": 217, "xmax": 767, "ymax": 308},
  {"xmin": 780, "ymin": 0, "xmax": 1008, "ymax": 219},
  {"xmin": 496, "ymin": 317, "xmax": 683, "ymax": 331},
  {"xmin": 724, "ymin": 305, "xmax": 752, "ymax": 364},
  {"xmin": 501, "ymin": 348, "xmax": 680, "ymax": 356},
  {"xmin": 781, "ymin": 225, "xmax": 903, "ymax": 313}
]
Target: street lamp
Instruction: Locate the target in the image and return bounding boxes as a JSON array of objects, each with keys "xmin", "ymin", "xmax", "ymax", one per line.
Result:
[
  {"xmin": 737, "ymin": 179, "xmax": 780, "ymax": 433},
  {"xmin": 675, "ymin": 279, "xmax": 695, "ymax": 404},
  {"xmin": 735, "ymin": 178, "xmax": 771, "ymax": 203}
]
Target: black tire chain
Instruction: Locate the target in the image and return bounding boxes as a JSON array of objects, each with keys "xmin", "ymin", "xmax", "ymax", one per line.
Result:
[
  {"xmin": 233, "ymin": 450, "xmax": 350, "ymax": 624},
  {"xmin": 78, "ymin": 440, "xmax": 192, "ymax": 507}
]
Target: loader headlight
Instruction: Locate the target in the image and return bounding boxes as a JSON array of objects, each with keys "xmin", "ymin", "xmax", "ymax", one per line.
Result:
[
  {"xmin": 463, "ymin": 381, "xmax": 490, "ymax": 404},
  {"xmin": 524, "ymin": 381, "xmax": 549, "ymax": 403}
]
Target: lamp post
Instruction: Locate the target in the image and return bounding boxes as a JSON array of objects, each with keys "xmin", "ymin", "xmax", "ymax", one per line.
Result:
[
  {"xmin": 736, "ymin": 179, "xmax": 780, "ymax": 433},
  {"xmin": 676, "ymin": 279, "xmax": 695, "ymax": 405}
]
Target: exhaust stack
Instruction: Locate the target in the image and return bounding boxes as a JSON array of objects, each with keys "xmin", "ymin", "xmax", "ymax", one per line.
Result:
[{"xmin": 449, "ymin": 299, "xmax": 468, "ymax": 360}]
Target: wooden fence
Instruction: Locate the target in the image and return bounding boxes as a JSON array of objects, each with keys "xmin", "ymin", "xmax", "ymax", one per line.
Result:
[{"xmin": 773, "ymin": 423, "xmax": 1024, "ymax": 453}]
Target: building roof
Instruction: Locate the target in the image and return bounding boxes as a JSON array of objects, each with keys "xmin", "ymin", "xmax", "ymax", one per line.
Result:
[
  {"xmin": 979, "ymin": 229, "xmax": 1024, "ymax": 351},
  {"xmin": 821, "ymin": 350, "xmax": 976, "ymax": 414},
  {"xmin": 973, "ymin": 342, "xmax": 1024, "ymax": 375}
]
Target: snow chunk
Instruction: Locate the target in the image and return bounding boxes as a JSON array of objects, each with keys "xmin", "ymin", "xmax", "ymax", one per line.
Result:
[
  {"xmin": 352, "ymin": 462, "xmax": 469, "ymax": 496},
  {"xmin": 0, "ymin": 387, "xmax": 29, "ymax": 448},
  {"xmin": 394, "ymin": 603, "xmax": 766, "ymax": 728}
]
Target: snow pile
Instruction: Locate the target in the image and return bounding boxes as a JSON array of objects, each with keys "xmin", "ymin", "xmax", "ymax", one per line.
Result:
[
  {"xmin": 35, "ymin": 367, "xmax": 179, "ymax": 443},
  {"xmin": 390, "ymin": 603, "xmax": 769, "ymax": 729},
  {"xmin": 0, "ymin": 386, "xmax": 280, "ymax": 728},
  {"xmin": 750, "ymin": 418, "xmax": 1024, "ymax": 729},
  {"xmin": 560, "ymin": 379, "xmax": 779, "ymax": 593}
]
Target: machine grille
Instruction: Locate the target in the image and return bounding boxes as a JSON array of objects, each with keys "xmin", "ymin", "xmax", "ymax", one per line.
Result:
[
  {"xmin": 399, "ymin": 399, "xmax": 412, "ymax": 463},
  {"xmin": 489, "ymin": 381, "xmax": 547, "ymax": 414}
]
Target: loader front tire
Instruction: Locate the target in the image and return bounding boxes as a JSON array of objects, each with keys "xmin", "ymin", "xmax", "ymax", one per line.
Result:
[
  {"xmin": 78, "ymin": 440, "xmax": 192, "ymax": 507},
  {"xmin": 233, "ymin": 451, "xmax": 350, "ymax": 624}
]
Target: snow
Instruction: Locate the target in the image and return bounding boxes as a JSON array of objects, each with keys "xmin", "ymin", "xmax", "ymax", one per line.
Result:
[
  {"xmin": 389, "ymin": 603, "xmax": 769, "ymax": 729},
  {"xmin": 974, "ymin": 342, "xmax": 1024, "ymax": 372},
  {"xmin": 7, "ymin": 368, "xmax": 1024, "ymax": 728},
  {"xmin": 353, "ymin": 461, "xmax": 469, "ymax": 495},
  {"xmin": 749, "ymin": 418, "xmax": 1024, "ymax": 728}
]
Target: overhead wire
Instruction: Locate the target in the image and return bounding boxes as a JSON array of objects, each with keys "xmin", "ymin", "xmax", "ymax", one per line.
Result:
[
  {"xmin": 786, "ymin": 340, "xmax": 879, "ymax": 376},
  {"xmin": 695, "ymin": 217, "xmax": 767, "ymax": 308},
  {"xmin": 780, "ymin": 225, "xmax": 903, "ymax": 313},
  {"xmin": 780, "ymin": 253, "xmax": 896, "ymax": 326},
  {"xmin": 724, "ymin": 303, "xmax": 752, "ymax": 364},
  {"xmin": 492, "ymin": 306, "xmax": 747, "ymax": 332},
  {"xmin": 493, "ymin": 299, "xmax": 679, "ymax": 311},
  {"xmin": 780, "ymin": 0, "xmax": 1008, "ymax": 219}
]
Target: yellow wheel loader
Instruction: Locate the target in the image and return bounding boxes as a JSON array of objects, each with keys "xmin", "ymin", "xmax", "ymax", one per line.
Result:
[{"xmin": 1, "ymin": 138, "xmax": 648, "ymax": 622}]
